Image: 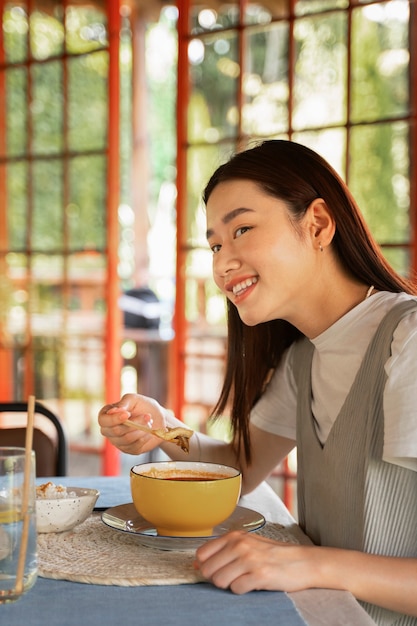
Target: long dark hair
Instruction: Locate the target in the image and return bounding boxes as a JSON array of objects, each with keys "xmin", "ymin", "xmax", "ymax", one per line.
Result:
[{"xmin": 203, "ymin": 139, "xmax": 417, "ymax": 463}]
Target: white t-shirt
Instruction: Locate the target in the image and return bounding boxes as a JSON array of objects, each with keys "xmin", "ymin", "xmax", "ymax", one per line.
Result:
[{"xmin": 250, "ymin": 291, "xmax": 417, "ymax": 472}]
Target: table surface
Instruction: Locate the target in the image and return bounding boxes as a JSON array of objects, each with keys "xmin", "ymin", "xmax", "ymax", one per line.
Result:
[{"xmin": 2, "ymin": 476, "xmax": 376, "ymax": 626}]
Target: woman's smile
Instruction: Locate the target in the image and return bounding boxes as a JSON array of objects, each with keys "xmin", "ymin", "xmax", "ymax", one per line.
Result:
[{"xmin": 226, "ymin": 276, "xmax": 259, "ymax": 301}]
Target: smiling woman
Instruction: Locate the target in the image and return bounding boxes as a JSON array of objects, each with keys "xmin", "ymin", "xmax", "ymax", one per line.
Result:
[
  {"xmin": 203, "ymin": 140, "xmax": 416, "ymax": 461},
  {"xmin": 99, "ymin": 139, "xmax": 417, "ymax": 626}
]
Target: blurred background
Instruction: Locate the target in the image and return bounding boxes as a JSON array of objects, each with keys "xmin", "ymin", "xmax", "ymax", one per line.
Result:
[{"xmin": 0, "ymin": 0, "xmax": 416, "ymax": 514}]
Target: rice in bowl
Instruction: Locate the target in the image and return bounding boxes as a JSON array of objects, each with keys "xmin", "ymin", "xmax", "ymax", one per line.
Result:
[{"xmin": 36, "ymin": 481, "xmax": 77, "ymax": 499}]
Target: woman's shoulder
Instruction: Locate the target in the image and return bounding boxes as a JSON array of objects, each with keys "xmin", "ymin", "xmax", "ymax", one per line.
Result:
[
  {"xmin": 378, "ymin": 293, "xmax": 417, "ymax": 369},
  {"xmin": 374, "ymin": 291, "xmax": 417, "ymax": 319},
  {"xmin": 367, "ymin": 291, "xmax": 417, "ymax": 321},
  {"xmin": 370, "ymin": 290, "xmax": 417, "ymax": 306},
  {"xmin": 371, "ymin": 289, "xmax": 417, "ymax": 336}
]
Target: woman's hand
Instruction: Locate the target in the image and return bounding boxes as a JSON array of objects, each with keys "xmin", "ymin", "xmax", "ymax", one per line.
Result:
[
  {"xmin": 98, "ymin": 393, "xmax": 167, "ymax": 455},
  {"xmin": 195, "ymin": 531, "xmax": 417, "ymax": 618},
  {"xmin": 194, "ymin": 531, "xmax": 316, "ymax": 595}
]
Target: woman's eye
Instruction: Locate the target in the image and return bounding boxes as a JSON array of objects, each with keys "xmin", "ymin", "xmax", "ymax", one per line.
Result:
[
  {"xmin": 235, "ymin": 226, "xmax": 251, "ymax": 238},
  {"xmin": 211, "ymin": 243, "xmax": 221, "ymax": 253}
]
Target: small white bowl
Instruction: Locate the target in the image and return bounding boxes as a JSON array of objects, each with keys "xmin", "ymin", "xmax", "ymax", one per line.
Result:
[{"xmin": 36, "ymin": 487, "xmax": 99, "ymax": 533}]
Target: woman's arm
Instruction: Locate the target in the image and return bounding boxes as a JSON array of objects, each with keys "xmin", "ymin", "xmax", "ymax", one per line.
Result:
[
  {"xmin": 195, "ymin": 533, "xmax": 417, "ymax": 617},
  {"xmin": 98, "ymin": 394, "xmax": 295, "ymax": 494},
  {"xmin": 320, "ymin": 547, "xmax": 417, "ymax": 616}
]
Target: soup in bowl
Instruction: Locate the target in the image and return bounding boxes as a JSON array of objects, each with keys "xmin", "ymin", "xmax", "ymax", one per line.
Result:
[{"xmin": 130, "ymin": 461, "xmax": 242, "ymax": 537}]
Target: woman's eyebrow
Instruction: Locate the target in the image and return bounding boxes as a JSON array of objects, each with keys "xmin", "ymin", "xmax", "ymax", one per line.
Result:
[{"xmin": 206, "ymin": 207, "xmax": 254, "ymax": 239}]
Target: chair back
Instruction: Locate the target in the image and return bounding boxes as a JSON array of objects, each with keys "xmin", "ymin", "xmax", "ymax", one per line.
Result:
[{"xmin": 0, "ymin": 401, "xmax": 67, "ymax": 476}]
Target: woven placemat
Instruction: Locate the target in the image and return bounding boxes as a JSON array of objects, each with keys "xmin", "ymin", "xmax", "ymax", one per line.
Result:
[{"xmin": 37, "ymin": 513, "xmax": 299, "ymax": 586}]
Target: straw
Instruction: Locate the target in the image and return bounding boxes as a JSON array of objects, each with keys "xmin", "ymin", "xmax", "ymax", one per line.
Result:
[{"xmin": 14, "ymin": 395, "xmax": 36, "ymax": 595}]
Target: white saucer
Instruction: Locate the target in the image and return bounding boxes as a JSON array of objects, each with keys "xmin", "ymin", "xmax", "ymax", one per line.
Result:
[{"xmin": 101, "ymin": 503, "xmax": 265, "ymax": 551}]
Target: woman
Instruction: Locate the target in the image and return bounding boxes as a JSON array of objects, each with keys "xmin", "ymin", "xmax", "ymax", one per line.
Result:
[{"xmin": 99, "ymin": 140, "xmax": 417, "ymax": 625}]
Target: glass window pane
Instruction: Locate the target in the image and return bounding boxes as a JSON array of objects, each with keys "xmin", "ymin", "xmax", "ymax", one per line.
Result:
[
  {"xmin": 68, "ymin": 52, "xmax": 108, "ymax": 151},
  {"xmin": 184, "ymin": 335, "xmax": 225, "ymax": 407},
  {"xmin": 351, "ymin": 2, "xmax": 409, "ymax": 123},
  {"xmin": 3, "ymin": 5, "xmax": 29, "ymax": 63},
  {"xmin": 65, "ymin": 4, "xmax": 108, "ymax": 53},
  {"xmin": 0, "ymin": 163, "xmax": 5, "ymax": 246},
  {"xmin": 295, "ymin": 0, "xmax": 348, "ymax": 16},
  {"xmin": 243, "ymin": 22, "xmax": 289, "ymax": 136},
  {"xmin": 349, "ymin": 122, "xmax": 410, "ymax": 243},
  {"xmin": 145, "ymin": 17, "xmax": 176, "ymax": 209},
  {"xmin": 186, "ymin": 143, "xmax": 235, "ymax": 244},
  {"xmin": 33, "ymin": 336, "xmax": 63, "ymax": 398},
  {"xmin": 189, "ymin": 32, "xmax": 239, "ymax": 142},
  {"xmin": 32, "ymin": 160, "xmax": 64, "ymax": 250},
  {"xmin": 187, "ymin": 245, "xmax": 226, "ymax": 325},
  {"xmin": 292, "ymin": 128, "xmax": 347, "ymax": 179},
  {"xmin": 293, "ymin": 12, "xmax": 347, "ymax": 130},
  {"xmin": 31, "ymin": 256, "xmax": 65, "ymax": 396},
  {"xmin": 184, "ymin": 249, "xmax": 226, "ymax": 330},
  {"xmin": 382, "ymin": 247, "xmax": 410, "ymax": 278},
  {"xmin": 32, "ymin": 254, "xmax": 65, "ymax": 313},
  {"xmin": 30, "ymin": 6, "xmax": 65, "ymax": 60},
  {"xmin": 61, "ymin": 335, "xmax": 105, "ymax": 400},
  {"xmin": 7, "ymin": 161, "xmax": 28, "ymax": 250},
  {"xmin": 245, "ymin": 1, "xmax": 290, "ymax": 23},
  {"xmin": 31, "ymin": 61, "xmax": 64, "ymax": 155},
  {"xmin": 4, "ymin": 252, "xmax": 29, "ymax": 342},
  {"xmin": 68, "ymin": 252, "xmax": 106, "ymax": 313},
  {"xmin": 185, "ymin": 251, "xmax": 208, "ymax": 324},
  {"xmin": 68, "ymin": 155, "xmax": 106, "ymax": 250},
  {"xmin": 5, "ymin": 67, "xmax": 28, "ymax": 158},
  {"xmin": 190, "ymin": 3, "xmax": 239, "ymax": 33}
]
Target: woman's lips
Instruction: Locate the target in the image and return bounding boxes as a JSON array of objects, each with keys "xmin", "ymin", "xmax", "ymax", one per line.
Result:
[
  {"xmin": 225, "ymin": 276, "xmax": 258, "ymax": 303},
  {"xmin": 232, "ymin": 276, "xmax": 258, "ymax": 296}
]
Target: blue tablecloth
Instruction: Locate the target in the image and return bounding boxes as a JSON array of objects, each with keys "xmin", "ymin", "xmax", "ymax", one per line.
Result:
[{"xmin": 4, "ymin": 577, "xmax": 307, "ymax": 626}]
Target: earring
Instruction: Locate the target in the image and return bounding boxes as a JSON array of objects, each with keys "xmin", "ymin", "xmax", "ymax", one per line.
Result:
[{"xmin": 319, "ymin": 242, "xmax": 324, "ymax": 252}]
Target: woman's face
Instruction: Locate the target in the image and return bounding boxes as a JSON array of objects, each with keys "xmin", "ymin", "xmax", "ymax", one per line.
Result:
[{"xmin": 206, "ymin": 179, "xmax": 320, "ymax": 328}]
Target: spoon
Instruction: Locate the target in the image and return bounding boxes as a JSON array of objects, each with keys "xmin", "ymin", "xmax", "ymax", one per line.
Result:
[{"xmin": 124, "ymin": 419, "xmax": 193, "ymax": 453}]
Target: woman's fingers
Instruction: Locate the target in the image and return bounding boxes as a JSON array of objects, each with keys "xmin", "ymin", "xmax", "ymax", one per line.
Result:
[
  {"xmin": 98, "ymin": 395, "xmax": 163, "ymax": 454},
  {"xmin": 195, "ymin": 531, "xmax": 311, "ymax": 594}
]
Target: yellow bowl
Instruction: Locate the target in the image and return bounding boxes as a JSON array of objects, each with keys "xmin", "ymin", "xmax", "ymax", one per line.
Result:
[{"xmin": 130, "ymin": 461, "xmax": 242, "ymax": 537}]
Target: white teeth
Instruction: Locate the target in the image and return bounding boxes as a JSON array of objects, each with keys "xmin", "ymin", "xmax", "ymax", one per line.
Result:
[{"xmin": 232, "ymin": 277, "xmax": 258, "ymax": 295}]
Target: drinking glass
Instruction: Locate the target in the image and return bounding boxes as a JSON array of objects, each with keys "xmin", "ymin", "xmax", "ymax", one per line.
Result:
[{"xmin": 0, "ymin": 447, "xmax": 38, "ymax": 602}]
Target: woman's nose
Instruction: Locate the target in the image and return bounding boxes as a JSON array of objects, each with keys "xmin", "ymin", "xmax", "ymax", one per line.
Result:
[{"xmin": 213, "ymin": 248, "xmax": 241, "ymax": 278}]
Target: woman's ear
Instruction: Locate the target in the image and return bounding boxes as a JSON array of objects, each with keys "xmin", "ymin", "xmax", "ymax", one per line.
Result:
[{"xmin": 306, "ymin": 198, "xmax": 336, "ymax": 252}]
